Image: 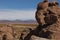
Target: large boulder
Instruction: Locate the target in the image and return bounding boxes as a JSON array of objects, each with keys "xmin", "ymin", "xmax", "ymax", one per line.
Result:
[
  {"xmin": 35, "ymin": 0, "xmax": 60, "ymax": 40},
  {"xmin": 20, "ymin": 0, "xmax": 60, "ymax": 40}
]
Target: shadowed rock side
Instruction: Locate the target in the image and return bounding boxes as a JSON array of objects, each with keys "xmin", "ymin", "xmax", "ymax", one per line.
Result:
[{"xmin": 20, "ymin": 0, "xmax": 60, "ymax": 40}]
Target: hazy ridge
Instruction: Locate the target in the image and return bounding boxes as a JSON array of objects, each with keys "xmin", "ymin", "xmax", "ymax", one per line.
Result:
[{"xmin": 0, "ymin": 20, "xmax": 37, "ymax": 24}]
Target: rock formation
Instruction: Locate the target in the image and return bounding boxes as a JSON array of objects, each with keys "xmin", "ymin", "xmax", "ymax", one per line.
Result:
[
  {"xmin": 0, "ymin": 25, "xmax": 15, "ymax": 40},
  {"xmin": 20, "ymin": 28, "xmax": 32, "ymax": 40},
  {"xmin": 20, "ymin": 0, "xmax": 60, "ymax": 40}
]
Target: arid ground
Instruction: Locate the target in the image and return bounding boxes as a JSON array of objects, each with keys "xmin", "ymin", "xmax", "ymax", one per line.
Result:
[{"xmin": 0, "ymin": 23, "xmax": 38, "ymax": 40}]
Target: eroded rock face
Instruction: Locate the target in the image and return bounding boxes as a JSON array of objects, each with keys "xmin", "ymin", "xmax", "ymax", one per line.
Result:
[
  {"xmin": 0, "ymin": 25, "xmax": 15, "ymax": 40},
  {"xmin": 20, "ymin": 0, "xmax": 60, "ymax": 40},
  {"xmin": 35, "ymin": 0, "xmax": 59, "ymax": 25},
  {"xmin": 35, "ymin": 0, "xmax": 60, "ymax": 40}
]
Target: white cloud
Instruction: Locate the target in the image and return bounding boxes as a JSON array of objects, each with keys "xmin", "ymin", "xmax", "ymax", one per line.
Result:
[{"xmin": 0, "ymin": 9, "xmax": 36, "ymax": 20}]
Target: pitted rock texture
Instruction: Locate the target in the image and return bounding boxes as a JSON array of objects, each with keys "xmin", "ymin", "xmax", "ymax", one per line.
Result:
[
  {"xmin": 20, "ymin": 0, "xmax": 60, "ymax": 40},
  {"xmin": 35, "ymin": 0, "xmax": 60, "ymax": 40},
  {"xmin": 0, "ymin": 25, "xmax": 15, "ymax": 40}
]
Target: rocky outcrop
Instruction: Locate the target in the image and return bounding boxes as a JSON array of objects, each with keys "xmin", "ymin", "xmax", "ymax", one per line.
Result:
[
  {"xmin": 20, "ymin": 0, "xmax": 60, "ymax": 40},
  {"xmin": 0, "ymin": 25, "xmax": 15, "ymax": 40},
  {"xmin": 35, "ymin": 0, "xmax": 60, "ymax": 40}
]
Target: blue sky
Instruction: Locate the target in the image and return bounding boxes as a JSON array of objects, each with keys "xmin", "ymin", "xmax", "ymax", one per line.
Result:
[
  {"xmin": 0, "ymin": 0, "xmax": 43, "ymax": 9},
  {"xmin": 0, "ymin": 0, "xmax": 60, "ymax": 20}
]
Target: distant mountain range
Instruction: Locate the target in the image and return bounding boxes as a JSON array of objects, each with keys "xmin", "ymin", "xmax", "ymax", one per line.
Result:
[{"xmin": 0, "ymin": 20, "xmax": 37, "ymax": 24}]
